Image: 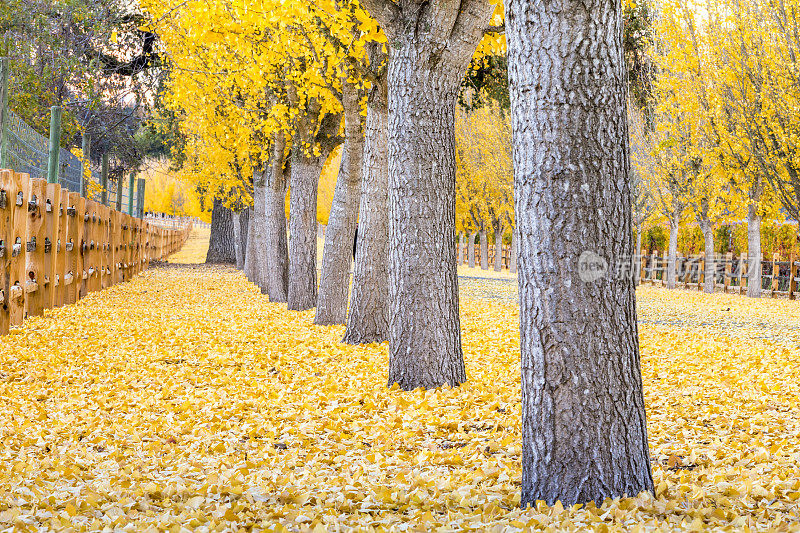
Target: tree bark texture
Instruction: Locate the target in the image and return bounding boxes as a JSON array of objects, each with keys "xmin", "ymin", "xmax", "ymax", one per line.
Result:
[
  {"xmin": 458, "ymin": 232, "xmax": 465, "ymax": 265},
  {"xmin": 265, "ymin": 135, "xmax": 289, "ymax": 303},
  {"xmin": 506, "ymin": 0, "xmax": 655, "ymax": 506},
  {"xmin": 468, "ymin": 232, "xmax": 477, "ymax": 268},
  {"xmin": 747, "ymin": 204, "xmax": 762, "ymax": 298},
  {"xmin": 358, "ymin": 0, "xmax": 494, "ymax": 389},
  {"xmin": 288, "ymin": 107, "xmax": 341, "ymax": 311},
  {"xmin": 667, "ymin": 217, "xmax": 679, "ymax": 289},
  {"xmin": 479, "ymin": 229, "xmax": 489, "ymax": 271},
  {"xmin": 344, "ymin": 94, "xmax": 390, "ymax": 345},
  {"xmin": 249, "ymin": 172, "xmax": 269, "ymax": 293},
  {"xmin": 239, "ymin": 207, "xmax": 250, "ymax": 264},
  {"xmin": 206, "ymin": 198, "xmax": 236, "ymax": 264},
  {"xmin": 494, "ymin": 227, "xmax": 503, "ymax": 272},
  {"xmin": 233, "ymin": 212, "xmax": 244, "ymax": 270},
  {"xmin": 316, "ymin": 82, "xmax": 366, "ymax": 326},
  {"xmin": 509, "ymin": 232, "xmax": 517, "ymax": 274},
  {"xmin": 701, "ymin": 222, "xmax": 715, "ymax": 293}
]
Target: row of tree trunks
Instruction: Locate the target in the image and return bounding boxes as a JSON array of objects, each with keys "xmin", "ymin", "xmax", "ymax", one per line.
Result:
[
  {"xmin": 316, "ymin": 80, "xmax": 366, "ymax": 326},
  {"xmin": 344, "ymin": 77, "xmax": 390, "ymax": 345}
]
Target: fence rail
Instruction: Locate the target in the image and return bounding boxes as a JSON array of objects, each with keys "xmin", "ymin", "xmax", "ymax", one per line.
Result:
[{"xmin": 0, "ymin": 170, "xmax": 191, "ymax": 335}]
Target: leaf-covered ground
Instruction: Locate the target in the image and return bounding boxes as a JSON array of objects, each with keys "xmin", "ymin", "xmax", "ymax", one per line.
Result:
[{"xmin": 1, "ymin": 231, "xmax": 800, "ymax": 532}]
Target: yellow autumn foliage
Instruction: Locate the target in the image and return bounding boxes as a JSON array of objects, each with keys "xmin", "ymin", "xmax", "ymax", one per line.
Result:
[{"xmin": 1, "ymin": 228, "xmax": 799, "ymax": 531}]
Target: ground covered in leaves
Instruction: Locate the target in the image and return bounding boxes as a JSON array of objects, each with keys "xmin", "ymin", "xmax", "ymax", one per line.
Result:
[{"xmin": 1, "ymin": 231, "xmax": 800, "ymax": 531}]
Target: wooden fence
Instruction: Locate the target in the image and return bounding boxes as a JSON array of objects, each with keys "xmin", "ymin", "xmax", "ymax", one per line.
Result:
[
  {"xmin": 459, "ymin": 244, "xmax": 514, "ymax": 271},
  {"xmin": 639, "ymin": 250, "xmax": 799, "ymax": 299},
  {"xmin": 0, "ymin": 170, "xmax": 192, "ymax": 335}
]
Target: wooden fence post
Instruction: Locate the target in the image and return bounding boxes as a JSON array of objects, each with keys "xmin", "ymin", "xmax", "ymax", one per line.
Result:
[
  {"xmin": 55, "ymin": 189, "xmax": 69, "ymax": 308},
  {"xmin": 64, "ymin": 193, "xmax": 83, "ymax": 305},
  {"xmin": 0, "ymin": 170, "xmax": 15, "ymax": 334},
  {"xmin": 698, "ymin": 252, "xmax": 705, "ymax": 291},
  {"xmin": 25, "ymin": 179, "xmax": 47, "ymax": 317},
  {"xmin": 9, "ymin": 172, "xmax": 27, "ymax": 326},
  {"xmin": 44, "ymin": 182, "xmax": 61, "ymax": 310},
  {"xmin": 661, "ymin": 250, "xmax": 669, "ymax": 286}
]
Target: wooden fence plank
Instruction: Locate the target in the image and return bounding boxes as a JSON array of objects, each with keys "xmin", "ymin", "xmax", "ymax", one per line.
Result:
[
  {"xmin": 64, "ymin": 193, "xmax": 83, "ymax": 305},
  {"xmin": 25, "ymin": 178, "xmax": 47, "ymax": 317},
  {"xmin": 44, "ymin": 182, "xmax": 61, "ymax": 310},
  {"xmin": 9, "ymin": 172, "xmax": 28, "ymax": 326},
  {"xmin": 0, "ymin": 171, "xmax": 15, "ymax": 334},
  {"xmin": 55, "ymin": 186, "xmax": 68, "ymax": 308}
]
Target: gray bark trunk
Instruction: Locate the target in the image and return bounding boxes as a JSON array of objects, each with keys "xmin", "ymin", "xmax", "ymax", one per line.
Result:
[
  {"xmin": 344, "ymin": 93, "xmax": 390, "ymax": 344},
  {"xmin": 509, "ymin": 232, "xmax": 517, "ymax": 274},
  {"xmin": 479, "ymin": 229, "xmax": 489, "ymax": 270},
  {"xmin": 667, "ymin": 217, "xmax": 679, "ymax": 289},
  {"xmin": 701, "ymin": 222, "xmax": 715, "ymax": 293},
  {"xmin": 316, "ymin": 83, "xmax": 365, "ymax": 325},
  {"xmin": 506, "ymin": 0, "xmax": 655, "ymax": 505},
  {"xmin": 362, "ymin": 3, "xmax": 494, "ymax": 389},
  {"xmin": 265, "ymin": 135, "xmax": 289, "ymax": 302},
  {"xmin": 239, "ymin": 207, "xmax": 250, "ymax": 262},
  {"xmin": 457, "ymin": 232, "xmax": 465, "ymax": 265},
  {"xmin": 468, "ymin": 232, "xmax": 477, "ymax": 268},
  {"xmin": 244, "ymin": 172, "xmax": 268, "ymax": 292},
  {"xmin": 288, "ymin": 154, "xmax": 326, "ymax": 310},
  {"xmin": 206, "ymin": 198, "xmax": 236, "ymax": 264},
  {"xmin": 747, "ymin": 204, "xmax": 762, "ymax": 298},
  {"xmin": 232, "ymin": 212, "xmax": 244, "ymax": 269},
  {"xmin": 494, "ymin": 227, "xmax": 503, "ymax": 272}
]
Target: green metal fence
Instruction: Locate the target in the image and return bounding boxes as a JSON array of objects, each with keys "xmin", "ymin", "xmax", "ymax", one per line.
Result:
[{"xmin": 0, "ymin": 56, "xmax": 144, "ymax": 215}]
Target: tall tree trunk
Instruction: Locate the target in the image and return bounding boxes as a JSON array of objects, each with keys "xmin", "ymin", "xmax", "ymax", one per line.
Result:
[
  {"xmin": 494, "ymin": 225, "xmax": 503, "ymax": 272},
  {"xmin": 468, "ymin": 232, "xmax": 477, "ymax": 268},
  {"xmin": 506, "ymin": 0, "xmax": 655, "ymax": 506},
  {"xmin": 747, "ymin": 204, "xmax": 762, "ymax": 298},
  {"xmin": 667, "ymin": 215, "xmax": 679, "ymax": 289},
  {"xmin": 244, "ymin": 172, "xmax": 268, "ymax": 292},
  {"xmin": 265, "ymin": 135, "xmax": 289, "ymax": 303},
  {"xmin": 701, "ymin": 221, "xmax": 715, "ymax": 293},
  {"xmin": 316, "ymin": 82, "xmax": 366, "ymax": 326},
  {"xmin": 206, "ymin": 198, "xmax": 236, "ymax": 264},
  {"xmin": 288, "ymin": 153, "xmax": 325, "ymax": 310},
  {"xmin": 232, "ymin": 212, "xmax": 244, "ymax": 270},
  {"xmin": 509, "ymin": 232, "xmax": 517, "ymax": 274},
  {"xmin": 479, "ymin": 229, "xmax": 489, "ymax": 270},
  {"xmin": 344, "ymin": 93, "xmax": 390, "ymax": 344},
  {"xmin": 359, "ymin": 5, "xmax": 494, "ymax": 390},
  {"xmin": 457, "ymin": 232, "xmax": 465, "ymax": 265},
  {"xmin": 239, "ymin": 207, "xmax": 250, "ymax": 263}
]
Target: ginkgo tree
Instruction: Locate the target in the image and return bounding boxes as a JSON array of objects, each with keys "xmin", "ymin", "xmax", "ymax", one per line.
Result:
[{"xmin": 456, "ymin": 103, "xmax": 514, "ymax": 273}]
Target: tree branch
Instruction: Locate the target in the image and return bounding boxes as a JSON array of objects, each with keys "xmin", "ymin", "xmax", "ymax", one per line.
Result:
[
  {"xmin": 483, "ymin": 24, "xmax": 505, "ymax": 35},
  {"xmin": 357, "ymin": 0, "xmax": 402, "ymax": 37}
]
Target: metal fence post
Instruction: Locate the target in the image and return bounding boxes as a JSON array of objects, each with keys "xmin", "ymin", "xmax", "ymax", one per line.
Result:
[
  {"xmin": 0, "ymin": 57, "xmax": 8, "ymax": 168},
  {"xmin": 100, "ymin": 153, "xmax": 109, "ymax": 204},
  {"xmin": 136, "ymin": 178, "xmax": 145, "ymax": 218},
  {"xmin": 81, "ymin": 132, "xmax": 91, "ymax": 197},
  {"xmin": 47, "ymin": 106, "xmax": 62, "ymax": 184},
  {"xmin": 115, "ymin": 174, "xmax": 123, "ymax": 212},
  {"xmin": 128, "ymin": 172, "xmax": 135, "ymax": 215}
]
